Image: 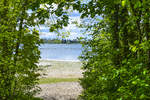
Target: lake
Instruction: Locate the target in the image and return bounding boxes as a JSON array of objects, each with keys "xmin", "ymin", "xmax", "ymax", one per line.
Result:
[{"xmin": 39, "ymin": 44, "xmax": 82, "ymax": 61}]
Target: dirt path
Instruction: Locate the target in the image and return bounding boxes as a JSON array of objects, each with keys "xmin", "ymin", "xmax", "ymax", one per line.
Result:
[
  {"xmin": 36, "ymin": 60, "xmax": 83, "ymax": 100},
  {"xmin": 37, "ymin": 82, "xmax": 82, "ymax": 100}
]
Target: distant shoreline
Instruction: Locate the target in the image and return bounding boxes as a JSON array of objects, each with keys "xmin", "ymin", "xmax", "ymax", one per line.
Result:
[
  {"xmin": 39, "ymin": 59, "xmax": 81, "ymax": 62},
  {"xmin": 42, "ymin": 43, "xmax": 81, "ymax": 44},
  {"xmin": 42, "ymin": 38, "xmax": 81, "ymax": 44}
]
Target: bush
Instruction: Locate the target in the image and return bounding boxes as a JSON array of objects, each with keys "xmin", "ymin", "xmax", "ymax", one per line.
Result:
[{"xmin": 79, "ymin": 24, "xmax": 150, "ymax": 100}]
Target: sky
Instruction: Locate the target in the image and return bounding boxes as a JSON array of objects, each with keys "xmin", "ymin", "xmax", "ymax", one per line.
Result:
[
  {"xmin": 38, "ymin": 10, "xmax": 86, "ymax": 40},
  {"xmin": 33, "ymin": 1, "xmax": 99, "ymax": 40}
]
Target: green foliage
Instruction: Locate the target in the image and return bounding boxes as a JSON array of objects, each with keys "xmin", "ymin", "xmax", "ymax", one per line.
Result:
[
  {"xmin": 0, "ymin": 0, "xmax": 42, "ymax": 99},
  {"xmin": 76, "ymin": 0, "xmax": 150, "ymax": 100},
  {"xmin": 0, "ymin": 0, "xmax": 72, "ymax": 99}
]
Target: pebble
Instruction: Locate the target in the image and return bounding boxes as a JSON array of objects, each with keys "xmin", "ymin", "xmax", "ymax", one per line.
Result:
[{"xmin": 36, "ymin": 82, "xmax": 82, "ymax": 100}]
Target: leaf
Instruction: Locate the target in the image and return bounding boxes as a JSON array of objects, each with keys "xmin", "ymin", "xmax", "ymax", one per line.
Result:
[
  {"xmin": 131, "ymin": 46, "xmax": 137, "ymax": 52},
  {"xmin": 140, "ymin": 94, "xmax": 146, "ymax": 99},
  {"xmin": 132, "ymin": 81, "xmax": 137, "ymax": 85},
  {"xmin": 134, "ymin": 40, "xmax": 139, "ymax": 44},
  {"xmin": 92, "ymin": 69, "xmax": 95, "ymax": 73},
  {"xmin": 122, "ymin": 0, "xmax": 126, "ymax": 7}
]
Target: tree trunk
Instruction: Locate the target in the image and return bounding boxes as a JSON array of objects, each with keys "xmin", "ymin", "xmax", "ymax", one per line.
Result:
[
  {"xmin": 121, "ymin": 7, "xmax": 129, "ymax": 59},
  {"xmin": 112, "ymin": 4, "xmax": 120, "ymax": 67},
  {"xmin": 144, "ymin": 9, "xmax": 150, "ymax": 68}
]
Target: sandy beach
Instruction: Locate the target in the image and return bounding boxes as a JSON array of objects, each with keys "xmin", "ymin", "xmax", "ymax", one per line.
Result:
[
  {"xmin": 38, "ymin": 60, "xmax": 83, "ymax": 78},
  {"xmin": 36, "ymin": 60, "xmax": 83, "ymax": 100}
]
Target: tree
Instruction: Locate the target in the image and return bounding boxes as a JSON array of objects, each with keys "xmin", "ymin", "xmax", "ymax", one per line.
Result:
[
  {"xmin": 0, "ymin": 0, "xmax": 72, "ymax": 99},
  {"xmin": 71, "ymin": 0, "xmax": 150, "ymax": 99}
]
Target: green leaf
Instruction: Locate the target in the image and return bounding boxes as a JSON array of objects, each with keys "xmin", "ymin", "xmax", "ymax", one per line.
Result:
[
  {"xmin": 131, "ymin": 46, "xmax": 137, "ymax": 52},
  {"xmin": 140, "ymin": 94, "xmax": 146, "ymax": 99},
  {"xmin": 122, "ymin": 0, "xmax": 126, "ymax": 7},
  {"xmin": 132, "ymin": 81, "xmax": 137, "ymax": 85},
  {"xmin": 134, "ymin": 40, "xmax": 139, "ymax": 44}
]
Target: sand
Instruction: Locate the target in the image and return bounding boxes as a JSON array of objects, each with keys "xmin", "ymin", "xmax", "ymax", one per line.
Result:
[
  {"xmin": 36, "ymin": 60, "xmax": 83, "ymax": 100},
  {"xmin": 38, "ymin": 60, "xmax": 83, "ymax": 78}
]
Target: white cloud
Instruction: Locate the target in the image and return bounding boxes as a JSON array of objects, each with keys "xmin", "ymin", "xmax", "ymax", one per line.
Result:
[{"xmin": 37, "ymin": 9, "xmax": 86, "ymax": 40}]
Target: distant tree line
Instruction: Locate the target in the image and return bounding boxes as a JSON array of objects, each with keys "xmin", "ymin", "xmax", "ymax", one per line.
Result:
[{"xmin": 42, "ymin": 38, "xmax": 80, "ymax": 44}]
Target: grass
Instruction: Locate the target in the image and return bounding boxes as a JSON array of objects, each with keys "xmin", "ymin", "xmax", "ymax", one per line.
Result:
[{"xmin": 38, "ymin": 78, "xmax": 79, "ymax": 84}]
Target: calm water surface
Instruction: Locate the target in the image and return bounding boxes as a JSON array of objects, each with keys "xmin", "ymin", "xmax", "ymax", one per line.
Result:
[{"xmin": 40, "ymin": 44, "xmax": 82, "ymax": 61}]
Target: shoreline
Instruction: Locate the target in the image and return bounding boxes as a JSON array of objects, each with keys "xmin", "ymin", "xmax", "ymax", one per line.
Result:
[
  {"xmin": 36, "ymin": 59, "xmax": 83, "ymax": 100},
  {"xmin": 39, "ymin": 59, "xmax": 81, "ymax": 62},
  {"xmin": 38, "ymin": 59, "xmax": 83, "ymax": 78}
]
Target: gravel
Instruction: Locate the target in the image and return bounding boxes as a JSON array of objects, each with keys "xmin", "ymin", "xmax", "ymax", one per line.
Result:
[
  {"xmin": 36, "ymin": 82, "xmax": 82, "ymax": 100},
  {"xmin": 36, "ymin": 60, "xmax": 83, "ymax": 100}
]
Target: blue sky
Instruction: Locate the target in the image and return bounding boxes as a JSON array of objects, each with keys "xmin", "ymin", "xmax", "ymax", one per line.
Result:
[
  {"xmin": 38, "ymin": 10, "xmax": 86, "ymax": 40},
  {"xmin": 34, "ymin": 1, "xmax": 100, "ymax": 40}
]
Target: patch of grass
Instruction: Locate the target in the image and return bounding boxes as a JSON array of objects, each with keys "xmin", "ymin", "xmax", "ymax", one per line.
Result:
[{"xmin": 38, "ymin": 78, "xmax": 79, "ymax": 84}]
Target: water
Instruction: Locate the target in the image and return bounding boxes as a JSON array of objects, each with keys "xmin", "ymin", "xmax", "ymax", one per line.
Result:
[{"xmin": 39, "ymin": 44, "xmax": 82, "ymax": 61}]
